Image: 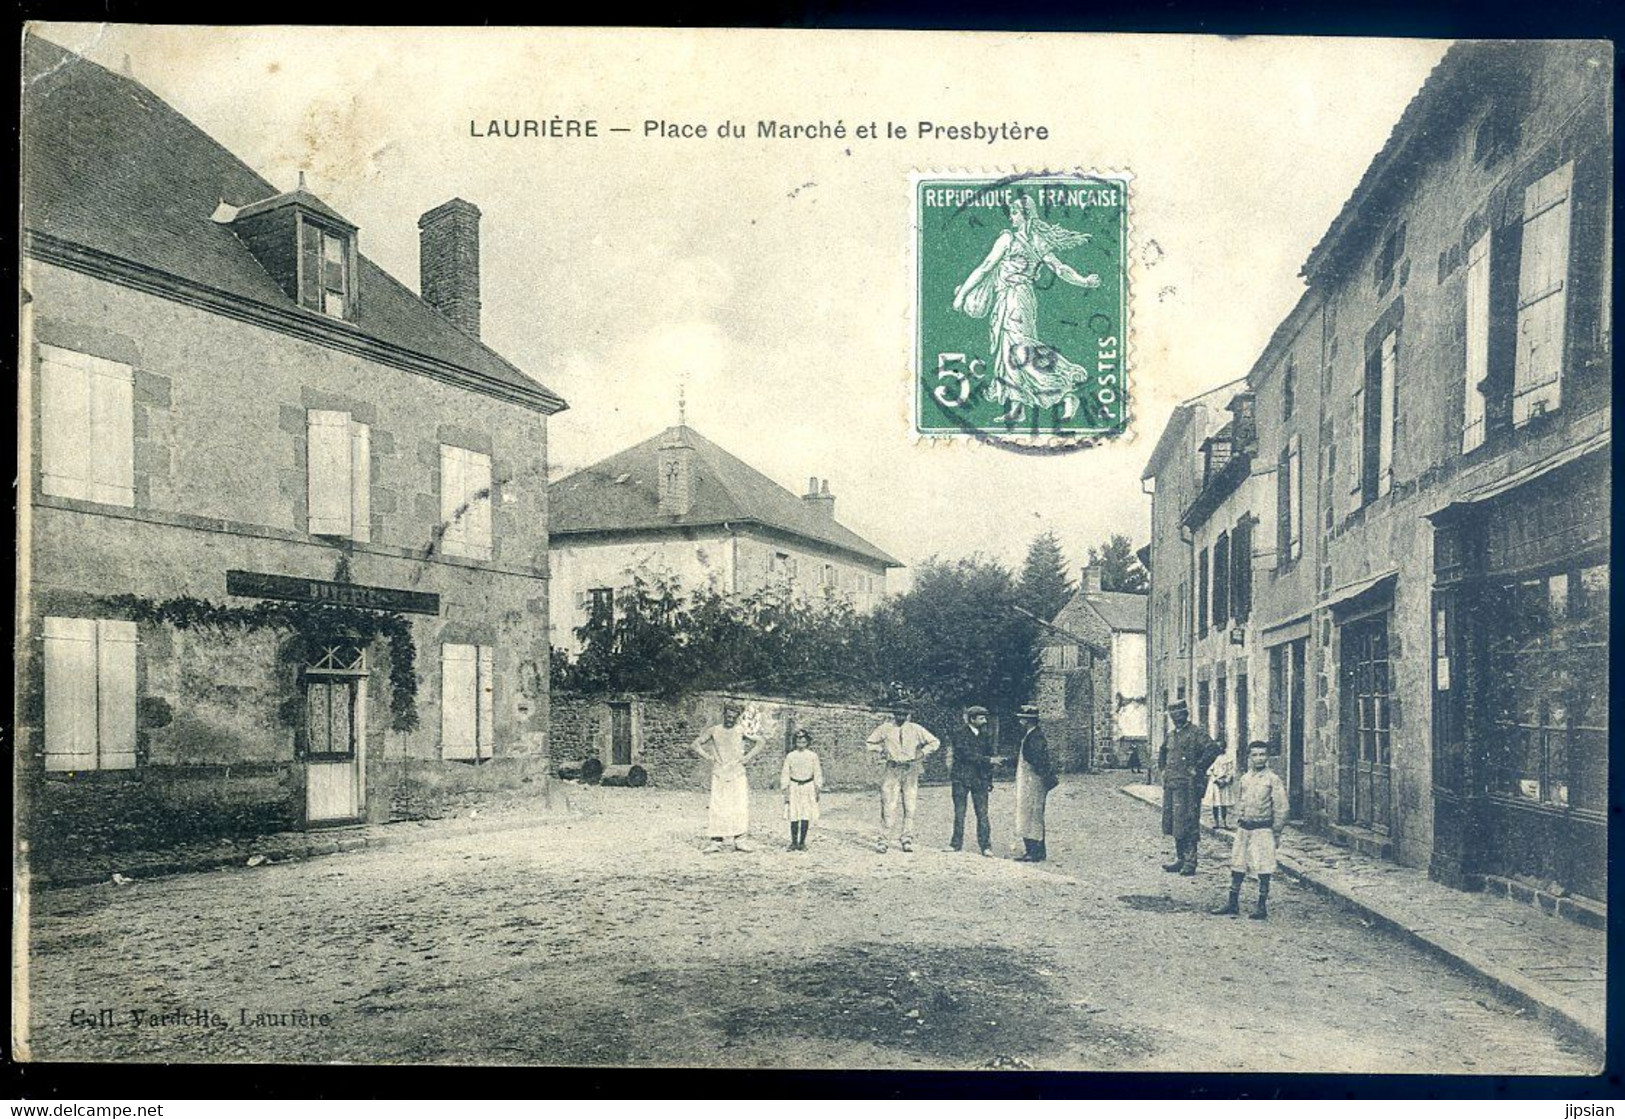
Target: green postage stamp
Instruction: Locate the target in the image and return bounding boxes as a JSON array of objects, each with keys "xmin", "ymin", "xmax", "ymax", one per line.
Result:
[{"xmin": 914, "ymin": 172, "xmax": 1130, "ymax": 443}]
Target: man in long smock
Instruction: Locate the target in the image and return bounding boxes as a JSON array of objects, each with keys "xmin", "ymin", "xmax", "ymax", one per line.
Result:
[
  {"xmin": 690, "ymin": 701, "xmax": 766, "ymax": 853},
  {"xmin": 865, "ymin": 704, "xmax": 940, "ymax": 853},
  {"xmin": 1012, "ymin": 704, "xmax": 1058, "ymax": 862},
  {"xmin": 1161, "ymin": 698, "xmax": 1224, "ymax": 875}
]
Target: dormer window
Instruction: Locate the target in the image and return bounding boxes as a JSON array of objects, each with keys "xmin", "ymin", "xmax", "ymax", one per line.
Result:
[
  {"xmin": 300, "ymin": 218, "xmax": 353, "ymax": 320},
  {"xmin": 228, "ymin": 185, "xmax": 359, "ymax": 323}
]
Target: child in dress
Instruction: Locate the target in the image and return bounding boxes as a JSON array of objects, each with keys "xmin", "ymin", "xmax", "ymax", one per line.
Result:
[
  {"xmin": 780, "ymin": 728, "xmax": 825, "ymax": 851},
  {"xmin": 1203, "ymin": 740, "xmax": 1237, "ymax": 828}
]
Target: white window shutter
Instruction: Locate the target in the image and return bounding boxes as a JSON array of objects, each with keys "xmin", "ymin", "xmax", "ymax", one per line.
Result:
[
  {"xmin": 467, "ymin": 452, "xmax": 493, "ymax": 561},
  {"xmin": 1377, "ymin": 332, "xmax": 1397, "ymax": 496},
  {"xmin": 39, "ymin": 348, "xmax": 92, "ymax": 501},
  {"xmin": 1514, "ymin": 161, "xmax": 1573, "ymax": 425},
  {"xmin": 308, "ymin": 410, "xmax": 352, "ymax": 536},
  {"xmin": 440, "ymin": 643, "xmax": 478, "ymax": 759},
  {"xmin": 96, "ymin": 620, "xmax": 138, "ymax": 770},
  {"xmin": 350, "ymin": 421, "xmax": 371, "ymax": 543},
  {"xmin": 1349, "ymin": 385, "xmax": 1365, "ymax": 504},
  {"xmin": 476, "ymin": 645, "xmax": 496, "ymax": 759},
  {"xmin": 1463, "ymin": 232, "xmax": 1491, "ymax": 452},
  {"xmin": 440, "ymin": 445, "xmax": 466, "ymax": 556},
  {"xmin": 43, "ymin": 617, "xmax": 99, "ymax": 771},
  {"xmin": 87, "ymin": 357, "xmax": 135, "ymax": 507}
]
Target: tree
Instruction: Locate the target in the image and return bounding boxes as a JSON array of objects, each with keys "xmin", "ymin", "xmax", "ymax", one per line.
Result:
[
  {"xmin": 1016, "ymin": 530, "xmax": 1075, "ymax": 623},
  {"xmin": 1087, "ymin": 532, "xmax": 1150, "ymax": 594}
]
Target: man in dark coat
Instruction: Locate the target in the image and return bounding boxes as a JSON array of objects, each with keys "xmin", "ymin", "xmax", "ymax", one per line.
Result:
[
  {"xmin": 1013, "ymin": 704, "xmax": 1059, "ymax": 862},
  {"xmin": 1161, "ymin": 698, "xmax": 1223, "ymax": 875},
  {"xmin": 946, "ymin": 705, "xmax": 1001, "ymax": 856}
]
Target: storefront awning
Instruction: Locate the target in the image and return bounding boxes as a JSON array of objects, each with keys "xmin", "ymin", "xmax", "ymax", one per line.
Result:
[
  {"xmin": 1325, "ymin": 569, "xmax": 1398, "ymax": 620},
  {"xmin": 1427, "ymin": 429, "xmax": 1610, "ymax": 523}
]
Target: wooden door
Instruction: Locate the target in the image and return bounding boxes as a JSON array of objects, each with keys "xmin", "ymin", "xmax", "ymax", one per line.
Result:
[{"xmin": 306, "ymin": 678, "xmax": 363, "ymax": 824}]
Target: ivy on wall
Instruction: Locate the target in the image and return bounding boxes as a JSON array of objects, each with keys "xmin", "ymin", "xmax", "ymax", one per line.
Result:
[{"xmin": 97, "ymin": 594, "xmax": 420, "ymax": 732}]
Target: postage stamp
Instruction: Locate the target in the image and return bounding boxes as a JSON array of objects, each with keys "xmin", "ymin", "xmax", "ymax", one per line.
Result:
[{"xmin": 914, "ymin": 172, "xmax": 1130, "ymax": 443}]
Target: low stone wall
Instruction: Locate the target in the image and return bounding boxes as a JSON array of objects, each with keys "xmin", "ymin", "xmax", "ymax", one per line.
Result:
[{"xmin": 551, "ymin": 691, "xmax": 962, "ymax": 790}]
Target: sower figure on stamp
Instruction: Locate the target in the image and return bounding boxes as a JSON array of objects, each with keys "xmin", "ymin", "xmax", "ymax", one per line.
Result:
[
  {"xmin": 1013, "ymin": 704, "xmax": 1059, "ymax": 862},
  {"xmin": 1212, "ymin": 742, "xmax": 1289, "ymax": 919},
  {"xmin": 865, "ymin": 699, "xmax": 940, "ymax": 853},
  {"xmin": 1161, "ymin": 698, "xmax": 1223, "ymax": 875},
  {"xmin": 945, "ymin": 705, "xmax": 1002, "ymax": 857},
  {"xmin": 690, "ymin": 701, "xmax": 766, "ymax": 853}
]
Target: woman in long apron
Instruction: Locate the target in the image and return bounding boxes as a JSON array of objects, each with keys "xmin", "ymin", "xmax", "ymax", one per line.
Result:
[{"xmin": 690, "ymin": 701, "xmax": 765, "ymax": 852}]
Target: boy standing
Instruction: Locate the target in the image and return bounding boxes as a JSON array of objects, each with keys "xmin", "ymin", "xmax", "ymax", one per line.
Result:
[{"xmin": 1212, "ymin": 742, "xmax": 1289, "ymax": 919}]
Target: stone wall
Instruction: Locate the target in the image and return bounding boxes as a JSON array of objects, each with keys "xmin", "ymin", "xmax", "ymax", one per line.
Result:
[{"xmin": 551, "ymin": 691, "xmax": 957, "ymax": 790}]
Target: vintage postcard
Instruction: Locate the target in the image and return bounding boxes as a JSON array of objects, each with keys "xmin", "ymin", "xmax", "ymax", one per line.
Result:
[{"xmin": 13, "ymin": 25, "xmax": 1610, "ymax": 1076}]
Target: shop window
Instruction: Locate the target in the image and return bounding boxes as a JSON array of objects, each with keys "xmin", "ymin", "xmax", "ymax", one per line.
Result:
[
  {"xmin": 1513, "ymin": 162, "xmax": 1574, "ymax": 426},
  {"xmin": 441, "ymin": 643, "xmax": 495, "ymax": 762},
  {"xmin": 38, "ymin": 345, "xmax": 134, "ymax": 506},
  {"xmin": 308, "ymin": 410, "xmax": 370, "ymax": 541},
  {"xmin": 440, "ymin": 445, "xmax": 493, "ymax": 560},
  {"xmin": 43, "ymin": 617, "xmax": 137, "ymax": 771},
  {"xmin": 1487, "ymin": 561, "xmax": 1608, "ymax": 812}
]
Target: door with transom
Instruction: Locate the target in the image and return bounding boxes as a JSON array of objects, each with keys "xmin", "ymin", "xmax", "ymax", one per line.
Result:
[{"xmin": 303, "ymin": 642, "xmax": 368, "ymax": 825}]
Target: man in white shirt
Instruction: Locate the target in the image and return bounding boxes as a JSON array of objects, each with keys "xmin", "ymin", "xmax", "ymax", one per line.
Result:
[{"xmin": 866, "ymin": 703, "xmax": 941, "ymax": 853}]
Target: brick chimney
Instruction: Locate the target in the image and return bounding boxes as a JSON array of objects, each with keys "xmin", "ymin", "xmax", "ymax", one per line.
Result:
[
  {"xmin": 803, "ymin": 477, "xmax": 836, "ymax": 519},
  {"xmin": 418, "ymin": 198, "xmax": 482, "ymax": 339},
  {"xmin": 1081, "ymin": 564, "xmax": 1104, "ymax": 594},
  {"xmin": 658, "ymin": 427, "xmax": 695, "ymax": 518}
]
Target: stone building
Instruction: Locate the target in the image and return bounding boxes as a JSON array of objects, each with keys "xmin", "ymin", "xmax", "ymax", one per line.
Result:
[
  {"xmin": 548, "ymin": 424, "xmax": 900, "ymax": 652},
  {"xmin": 18, "ymin": 37, "xmax": 567, "ymax": 859},
  {"xmin": 1143, "ymin": 40, "xmax": 1611, "ymax": 912},
  {"xmin": 1036, "ymin": 566, "xmax": 1147, "ymax": 771}
]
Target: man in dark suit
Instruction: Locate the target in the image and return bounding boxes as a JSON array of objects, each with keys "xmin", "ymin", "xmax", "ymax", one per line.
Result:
[
  {"xmin": 1161, "ymin": 698, "xmax": 1224, "ymax": 875},
  {"xmin": 1013, "ymin": 704, "xmax": 1059, "ymax": 862},
  {"xmin": 946, "ymin": 705, "xmax": 1001, "ymax": 856}
]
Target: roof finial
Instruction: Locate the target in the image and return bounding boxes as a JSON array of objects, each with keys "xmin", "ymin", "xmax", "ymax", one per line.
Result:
[{"xmin": 677, "ymin": 382, "xmax": 687, "ymax": 429}]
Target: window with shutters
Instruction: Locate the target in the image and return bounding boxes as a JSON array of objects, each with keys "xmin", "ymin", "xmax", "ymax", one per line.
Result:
[
  {"xmin": 1231, "ymin": 517, "xmax": 1253, "ymax": 623},
  {"xmin": 1513, "ymin": 161, "xmax": 1574, "ymax": 426},
  {"xmin": 1277, "ymin": 437, "xmax": 1302, "ymax": 569},
  {"xmin": 1211, "ymin": 532, "xmax": 1231, "ymax": 630},
  {"xmin": 307, "ymin": 410, "xmax": 370, "ymax": 541},
  {"xmin": 1462, "ymin": 231, "xmax": 1492, "ymax": 452},
  {"xmin": 588, "ymin": 587, "xmax": 614, "ymax": 625},
  {"xmin": 1197, "ymin": 548, "xmax": 1209, "ymax": 639},
  {"xmin": 1359, "ymin": 333, "xmax": 1397, "ymax": 502},
  {"xmin": 441, "ymin": 643, "xmax": 495, "ymax": 762},
  {"xmin": 440, "ymin": 445, "xmax": 493, "ymax": 560},
  {"xmin": 1177, "ymin": 582, "xmax": 1189, "ymax": 655},
  {"xmin": 43, "ymin": 617, "xmax": 138, "ymax": 772},
  {"xmin": 298, "ymin": 218, "xmax": 354, "ymax": 321},
  {"xmin": 38, "ymin": 345, "xmax": 134, "ymax": 507}
]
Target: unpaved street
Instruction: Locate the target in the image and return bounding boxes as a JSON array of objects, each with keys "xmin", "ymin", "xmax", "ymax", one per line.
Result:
[{"xmin": 20, "ymin": 773, "xmax": 1596, "ymax": 1072}]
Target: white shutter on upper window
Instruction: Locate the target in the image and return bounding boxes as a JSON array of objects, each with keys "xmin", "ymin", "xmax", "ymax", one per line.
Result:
[
  {"xmin": 1514, "ymin": 161, "xmax": 1574, "ymax": 425},
  {"xmin": 440, "ymin": 643, "xmax": 478, "ymax": 760},
  {"xmin": 43, "ymin": 617, "xmax": 99, "ymax": 772},
  {"xmin": 95, "ymin": 620, "xmax": 138, "ymax": 771},
  {"xmin": 1463, "ymin": 232, "xmax": 1492, "ymax": 452},
  {"xmin": 39, "ymin": 348, "xmax": 93, "ymax": 501},
  {"xmin": 349, "ymin": 420, "xmax": 371, "ymax": 543},
  {"xmin": 466, "ymin": 452, "xmax": 493, "ymax": 561},
  {"xmin": 308, "ymin": 410, "xmax": 353, "ymax": 536},
  {"xmin": 87, "ymin": 358, "xmax": 135, "ymax": 506},
  {"xmin": 477, "ymin": 645, "xmax": 496, "ymax": 759},
  {"xmin": 1377, "ymin": 332, "xmax": 1397, "ymax": 496},
  {"xmin": 440, "ymin": 445, "xmax": 466, "ymax": 556}
]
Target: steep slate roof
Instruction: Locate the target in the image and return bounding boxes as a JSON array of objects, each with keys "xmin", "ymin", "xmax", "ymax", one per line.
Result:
[
  {"xmin": 1054, "ymin": 589, "xmax": 1148, "ymax": 637},
  {"xmin": 21, "ymin": 35, "xmax": 564, "ymax": 414},
  {"xmin": 549, "ymin": 425, "xmax": 901, "ymax": 568}
]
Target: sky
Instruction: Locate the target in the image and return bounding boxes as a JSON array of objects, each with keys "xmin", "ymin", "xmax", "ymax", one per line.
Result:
[{"xmin": 35, "ymin": 24, "xmax": 1449, "ymax": 586}]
